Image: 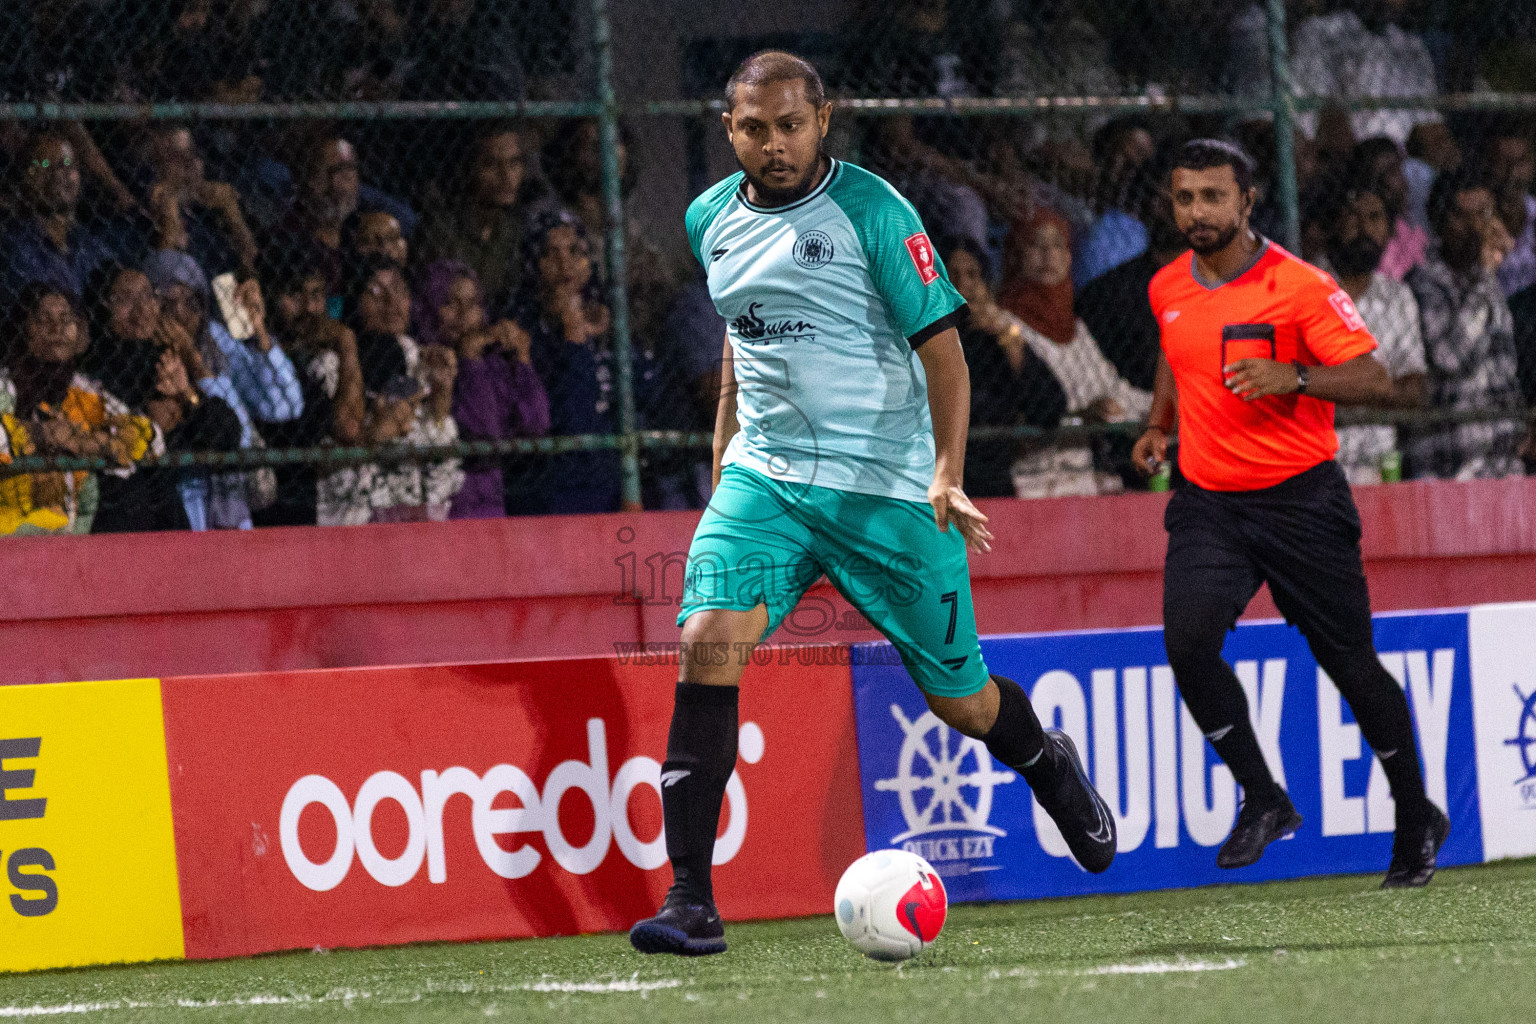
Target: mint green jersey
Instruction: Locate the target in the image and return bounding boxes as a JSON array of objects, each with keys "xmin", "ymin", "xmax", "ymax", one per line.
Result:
[{"xmin": 685, "ymin": 159, "xmax": 966, "ymax": 502}]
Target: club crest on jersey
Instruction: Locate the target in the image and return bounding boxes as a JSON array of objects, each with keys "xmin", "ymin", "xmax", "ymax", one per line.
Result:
[
  {"xmin": 1328, "ymin": 288, "xmax": 1366, "ymax": 332},
  {"xmin": 905, "ymin": 233, "xmax": 940, "ymax": 285},
  {"xmin": 792, "ymin": 230, "xmax": 835, "ymax": 269}
]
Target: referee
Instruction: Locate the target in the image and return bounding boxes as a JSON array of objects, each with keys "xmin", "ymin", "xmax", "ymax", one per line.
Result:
[{"xmin": 1132, "ymin": 139, "xmax": 1449, "ymax": 888}]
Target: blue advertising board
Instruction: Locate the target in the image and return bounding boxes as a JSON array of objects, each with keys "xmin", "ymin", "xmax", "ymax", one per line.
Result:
[{"xmin": 851, "ymin": 607, "xmax": 1532, "ymax": 902}]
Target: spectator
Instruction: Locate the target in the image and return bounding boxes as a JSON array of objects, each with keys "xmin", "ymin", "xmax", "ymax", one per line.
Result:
[
  {"xmin": 997, "ymin": 209, "xmax": 1151, "ymax": 497},
  {"xmin": 143, "ymin": 124, "xmax": 259, "ymax": 278},
  {"xmin": 343, "ymin": 209, "xmax": 409, "ymax": 269},
  {"xmin": 941, "ymin": 237, "xmax": 1068, "ymax": 499},
  {"xmin": 838, "ymin": 0, "xmax": 1000, "ymax": 99},
  {"xmin": 510, "ymin": 210, "xmax": 661, "ymax": 514},
  {"xmin": 80, "ymin": 264, "xmax": 242, "ymax": 533},
  {"xmin": 1, "ymin": 132, "xmax": 119, "ymax": 303},
  {"xmin": 1348, "ymin": 137, "xmax": 1428, "ymax": 280},
  {"xmin": 544, "ymin": 117, "xmax": 678, "ymax": 347},
  {"xmin": 0, "ymin": 283, "xmax": 157, "ymax": 536},
  {"xmin": 1289, "ymin": 0, "xmax": 1441, "ymax": 147},
  {"xmin": 249, "ymin": 247, "xmax": 368, "ymax": 527},
  {"xmin": 403, "ymin": 0, "xmax": 527, "ymax": 102},
  {"xmin": 1075, "ymin": 162, "xmax": 1187, "ymax": 392},
  {"xmin": 416, "ymin": 260, "xmax": 550, "ymax": 519},
  {"xmin": 1405, "ymin": 171, "xmax": 1527, "ymax": 479},
  {"xmin": 343, "ymin": 255, "xmax": 463, "ymax": 523},
  {"xmin": 141, "ymin": 250, "xmax": 301, "ymax": 528},
  {"xmin": 1485, "ymin": 130, "xmax": 1536, "ymax": 297},
  {"xmin": 865, "ymin": 116, "xmax": 993, "ymax": 263},
  {"xmin": 414, "ymin": 125, "xmax": 552, "ymax": 313},
  {"xmin": 1404, "ymin": 122, "xmax": 1462, "ymax": 229},
  {"xmin": 657, "ymin": 268, "xmax": 727, "ymax": 505},
  {"xmin": 1314, "ymin": 186, "xmax": 1428, "ymax": 484},
  {"xmin": 276, "ymin": 135, "xmax": 419, "ymax": 297},
  {"xmin": 1074, "ymin": 115, "xmax": 1156, "ymax": 288},
  {"xmin": 1512, "ymin": 280, "xmax": 1536, "ymax": 427}
]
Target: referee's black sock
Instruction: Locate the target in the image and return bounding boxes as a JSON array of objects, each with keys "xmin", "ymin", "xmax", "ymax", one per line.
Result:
[
  {"xmin": 1166, "ymin": 631, "xmax": 1284, "ymax": 805},
  {"xmin": 1315, "ymin": 642, "xmax": 1432, "ymax": 821},
  {"xmin": 981, "ymin": 674, "xmax": 1053, "ymax": 790},
  {"xmin": 661, "ymin": 682, "xmax": 739, "ymax": 905}
]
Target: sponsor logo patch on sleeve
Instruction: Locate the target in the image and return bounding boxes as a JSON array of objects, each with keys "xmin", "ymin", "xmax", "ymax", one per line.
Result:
[
  {"xmin": 904, "ymin": 233, "xmax": 940, "ymax": 286},
  {"xmin": 1328, "ymin": 288, "xmax": 1367, "ymax": 332}
]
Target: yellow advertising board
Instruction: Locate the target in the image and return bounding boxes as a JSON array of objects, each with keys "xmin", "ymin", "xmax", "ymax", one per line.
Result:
[{"xmin": 0, "ymin": 679, "xmax": 183, "ymax": 972}]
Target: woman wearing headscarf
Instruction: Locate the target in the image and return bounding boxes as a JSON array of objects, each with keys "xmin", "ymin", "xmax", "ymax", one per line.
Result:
[
  {"xmin": 0, "ymin": 283, "xmax": 158, "ymax": 536},
  {"xmin": 507, "ymin": 209, "xmax": 664, "ymax": 514},
  {"xmin": 996, "ymin": 209, "xmax": 1151, "ymax": 497},
  {"xmin": 341, "ymin": 253, "xmax": 463, "ymax": 523},
  {"xmin": 939, "ymin": 237, "xmax": 1069, "ymax": 498},
  {"xmin": 416, "ymin": 259, "xmax": 549, "ymax": 519}
]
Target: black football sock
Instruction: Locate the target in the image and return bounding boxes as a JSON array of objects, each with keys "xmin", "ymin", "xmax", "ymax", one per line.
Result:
[
  {"xmin": 981, "ymin": 675, "xmax": 1055, "ymax": 790},
  {"xmin": 1315, "ymin": 642, "xmax": 1431, "ymax": 820},
  {"xmin": 661, "ymin": 682, "xmax": 739, "ymax": 905}
]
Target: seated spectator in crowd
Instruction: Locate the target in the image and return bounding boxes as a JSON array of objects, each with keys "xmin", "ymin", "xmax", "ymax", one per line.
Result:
[
  {"xmin": 0, "ymin": 284, "xmax": 157, "ymax": 536},
  {"xmin": 1405, "ymin": 170, "xmax": 1528, "ymax": 479},
  {"xmin": 1, "ymin": 132, "xmax": 119, "ymax": 303},
  {"xmin": 1404, "ymin": 122, "xmax": 1461, "ymax": 230},
  {"xmin": 998, "ymin": 210, "xmax": 1151, "ymax": 497},
  {"xmin": 80, "ymin": 264, "xmax": 242, "ymax": 532},
  {"xmin": 416, "ymin": 260, "xmax": 550, "ymax": 519},
  {"xmin": 142, "ymin": 124, "xmax": 258, "ymax": 278},
  {"xmin": 415, "ymin": 125, "xmax": 552, "ymax": 314},
  {"xmin": 1484, "ymin": 130, "xmax": 1536, "ymax": 297},
  {"xmin": 1289, "ymin": 0, "xmax": 1441, "ymax": 147},
  {"xmin": 342, "ymin": 255, "xmax": 463, "ymax": 523},
  {"xmin": 1350, "ymin": 137, "xmax": 1428, "ymax": 280},
  {"xmin": 1075, "ymin": 163, "xmax": 1186, "ymax": 392},
  {"xmin": 941, "ymin": 237, "xmax": 1067, "ymax": 498},
  {"xmin": 1511, "ymin": 282, "xmax": 1536, "ymax": 426},
  {"xmin": 1074, "ymin": 115, "xmax": 1156, "ymax": 289},
  {"xmin": 510, "ymin": 210, "xmax": 661, "ymax": 514},
  {"xmin": 1312, "ymin": 186, "xmax": 1429, "ymax": 484},
  {"xmin": 403, "ymin": 0, "xmax": 527, "ymax": 102},
  {"xmin": 544, "ymin": 117, "xmax": 678, "ymax": 347},
  {"xmin": 141, "ymin": 250, "xmax": 301, "ymax": 528},
  {"xmin": 249, "ymin": 247, "xmax": 368, "ymax": 527},
  {"xmin": 343, "ymin": 209, "xmax": 409, "ymax": 269},
  {"xmin": 275, "ymin": 135, "xmax": 418, "ymax": 298},
  {"xmin": 657, "ymin": 268, "xmax": 727, "ymax": 507}
]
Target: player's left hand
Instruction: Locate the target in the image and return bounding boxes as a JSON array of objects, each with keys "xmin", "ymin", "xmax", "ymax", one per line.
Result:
[
  {"xmin": 929, "ymin": 479, "xmax": 993, "ymax": 553},
  {"xmin": 1224, "ymin": 358, "xmax": 1300, "ymax": 401}
]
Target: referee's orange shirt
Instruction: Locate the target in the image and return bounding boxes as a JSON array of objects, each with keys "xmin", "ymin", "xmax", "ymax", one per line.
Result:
[{"xmin": 1148, "ymin": 241, "xmax": 1378, "ymax": 491}]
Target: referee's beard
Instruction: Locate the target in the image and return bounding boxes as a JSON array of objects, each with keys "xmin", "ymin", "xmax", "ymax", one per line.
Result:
[
  {"xmin": 739, "ymin": 148, "xmax": 828, "ymax": 208},
  {"xmin": 1183, "ymin": 219, "xmax": 1243, "ymax": 257}
]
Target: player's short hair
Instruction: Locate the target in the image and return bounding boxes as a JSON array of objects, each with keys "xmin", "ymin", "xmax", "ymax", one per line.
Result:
[
  {"xmin": 1171, "ymin": 138, "xmax": 1256, "ymax": 194},
  {"xmin": 725, "ymin": 51, "xmax": 826, "ymax": 112}
]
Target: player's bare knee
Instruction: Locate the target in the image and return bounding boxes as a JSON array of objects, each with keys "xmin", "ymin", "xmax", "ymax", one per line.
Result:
[
  {"xmin": 924, "ymin": 690, "xmax": 995, "ymax": 739},
  {"xmin": 678, "ymin": 606, "xmax": 767, "ymax": 686}
]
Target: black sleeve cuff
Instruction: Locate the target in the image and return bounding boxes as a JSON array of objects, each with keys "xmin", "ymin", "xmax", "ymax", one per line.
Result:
[{"xmin": 908, "ymin": 305, "xmax": 968, "ymax": 350}]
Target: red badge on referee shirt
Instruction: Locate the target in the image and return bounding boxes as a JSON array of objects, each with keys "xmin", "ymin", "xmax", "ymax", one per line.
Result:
[{"xmin": 905, "ymin": 233, "xmax": 939, "ymax": 285}]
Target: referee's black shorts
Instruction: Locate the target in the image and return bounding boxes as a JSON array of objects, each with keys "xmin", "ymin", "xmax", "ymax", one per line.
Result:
[{"xmin": 1162, "ymin": 459, "xmax": 1374, "ymax": 654}]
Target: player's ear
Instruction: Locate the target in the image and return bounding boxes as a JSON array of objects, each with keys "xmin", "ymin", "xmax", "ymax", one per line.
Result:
[
  {"xmin": 721, "ymin": 109, "xmax": 734, "ymax": 139},
  {"xmin": 817, "ymin": 102, "xmax": 832, "ymax": 139}
]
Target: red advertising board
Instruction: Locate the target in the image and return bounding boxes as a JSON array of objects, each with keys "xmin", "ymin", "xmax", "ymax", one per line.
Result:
[{"xmin": 161, "ymin": 654, "xmax": 865, "ymax": 959}]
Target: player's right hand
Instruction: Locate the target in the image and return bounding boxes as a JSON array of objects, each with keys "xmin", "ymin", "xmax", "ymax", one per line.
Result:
[
  {"xmin": 929, "ymin": 480, "xmax": 993, "ymax": 554},
  {"xmin": 1132, "ymin": 427, "xmax": 1169, "ymax": 477}
]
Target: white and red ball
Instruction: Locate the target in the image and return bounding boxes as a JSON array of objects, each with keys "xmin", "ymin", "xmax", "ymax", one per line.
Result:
[{"xmin": 833, "ymin": 849, "xmax": 948, "ymax": 961}]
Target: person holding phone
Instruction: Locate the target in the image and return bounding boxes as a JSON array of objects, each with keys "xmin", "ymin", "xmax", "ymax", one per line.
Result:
[{"xmin": 1131, "ymin": 139, "xmax": 1448, "ymax": 888}]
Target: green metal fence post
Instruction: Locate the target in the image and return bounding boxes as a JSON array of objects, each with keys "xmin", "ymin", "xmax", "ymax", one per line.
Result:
[
  {"xmin": 589, "ymin": 0, "xmax": 643, "ymax": 509},
  {"xmin": 1264, "ymin": 0, "xmax": 1302, "ymax": 252}
]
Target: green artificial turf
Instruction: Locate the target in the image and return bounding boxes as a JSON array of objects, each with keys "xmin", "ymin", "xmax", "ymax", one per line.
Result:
[{"xmin": 3, "ymin": 858, "xmax": 1533, "ymax": 1023}]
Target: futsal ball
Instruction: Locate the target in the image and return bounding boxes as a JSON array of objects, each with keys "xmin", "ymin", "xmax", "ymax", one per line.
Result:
[{"xmin": 833, "ymin": 849, "xmax": 948, "ymax": 961}]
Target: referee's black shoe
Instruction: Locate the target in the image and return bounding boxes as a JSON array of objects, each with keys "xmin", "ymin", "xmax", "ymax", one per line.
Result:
[
  {"xmin": 1216, "ymin": 789, "xmax": 1303, "ymax": 869},
  {"xmin": 1035, "ymin": 729, "xmax": 1117, "ymax": 874},
  {"xmin": 1381, "ymin": 803, "xmax": 1451, "ymax": 889},
  {"xmin": 629, "ymin": 886, "xmax": 727, "ymax": 956}
]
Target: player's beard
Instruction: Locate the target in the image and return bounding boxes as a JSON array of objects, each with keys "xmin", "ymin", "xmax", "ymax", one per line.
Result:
[
  {"xmin": 740, "ymin": 148, "xmax": 828, "ymax": 208},
  {"xmin": 1183, "ymin": 219, "xmax": 1242, "ymax": 257}
]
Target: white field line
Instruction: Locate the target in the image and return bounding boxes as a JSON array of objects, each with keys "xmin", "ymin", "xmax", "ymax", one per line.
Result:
[
  {"xmin": 1005, "ymin": 957, "xmax": 1248, "ymax": 979},
  {"xmin": 0, "ymin": 977, "xmax": 683, "ymax": 1016}
]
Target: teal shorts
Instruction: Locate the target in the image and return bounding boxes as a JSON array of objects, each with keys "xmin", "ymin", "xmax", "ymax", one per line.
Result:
[{"xmin": 678, "ymin": 463, "xmax": 990, "ymax": 698}]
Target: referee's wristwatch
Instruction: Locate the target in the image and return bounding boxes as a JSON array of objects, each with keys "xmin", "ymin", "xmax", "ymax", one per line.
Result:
[{"xmin": 1294, "ymin": 361, "xmax": 1310, "ymax": 395}]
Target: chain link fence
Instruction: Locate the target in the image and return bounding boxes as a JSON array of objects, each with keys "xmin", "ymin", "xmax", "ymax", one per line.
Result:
[{"xmin": 0, "ymin": 1, "xmax": 1533, "ymax": 535}]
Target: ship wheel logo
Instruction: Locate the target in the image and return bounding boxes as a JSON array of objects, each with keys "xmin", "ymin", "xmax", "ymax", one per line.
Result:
[
  {"xmin": 1506, "ymin": 686, "xmax": 1536, "ymax": 787},
  {"xmin": 875, "ymin": 705, "xmax": 1015, "ymax": 842}
]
